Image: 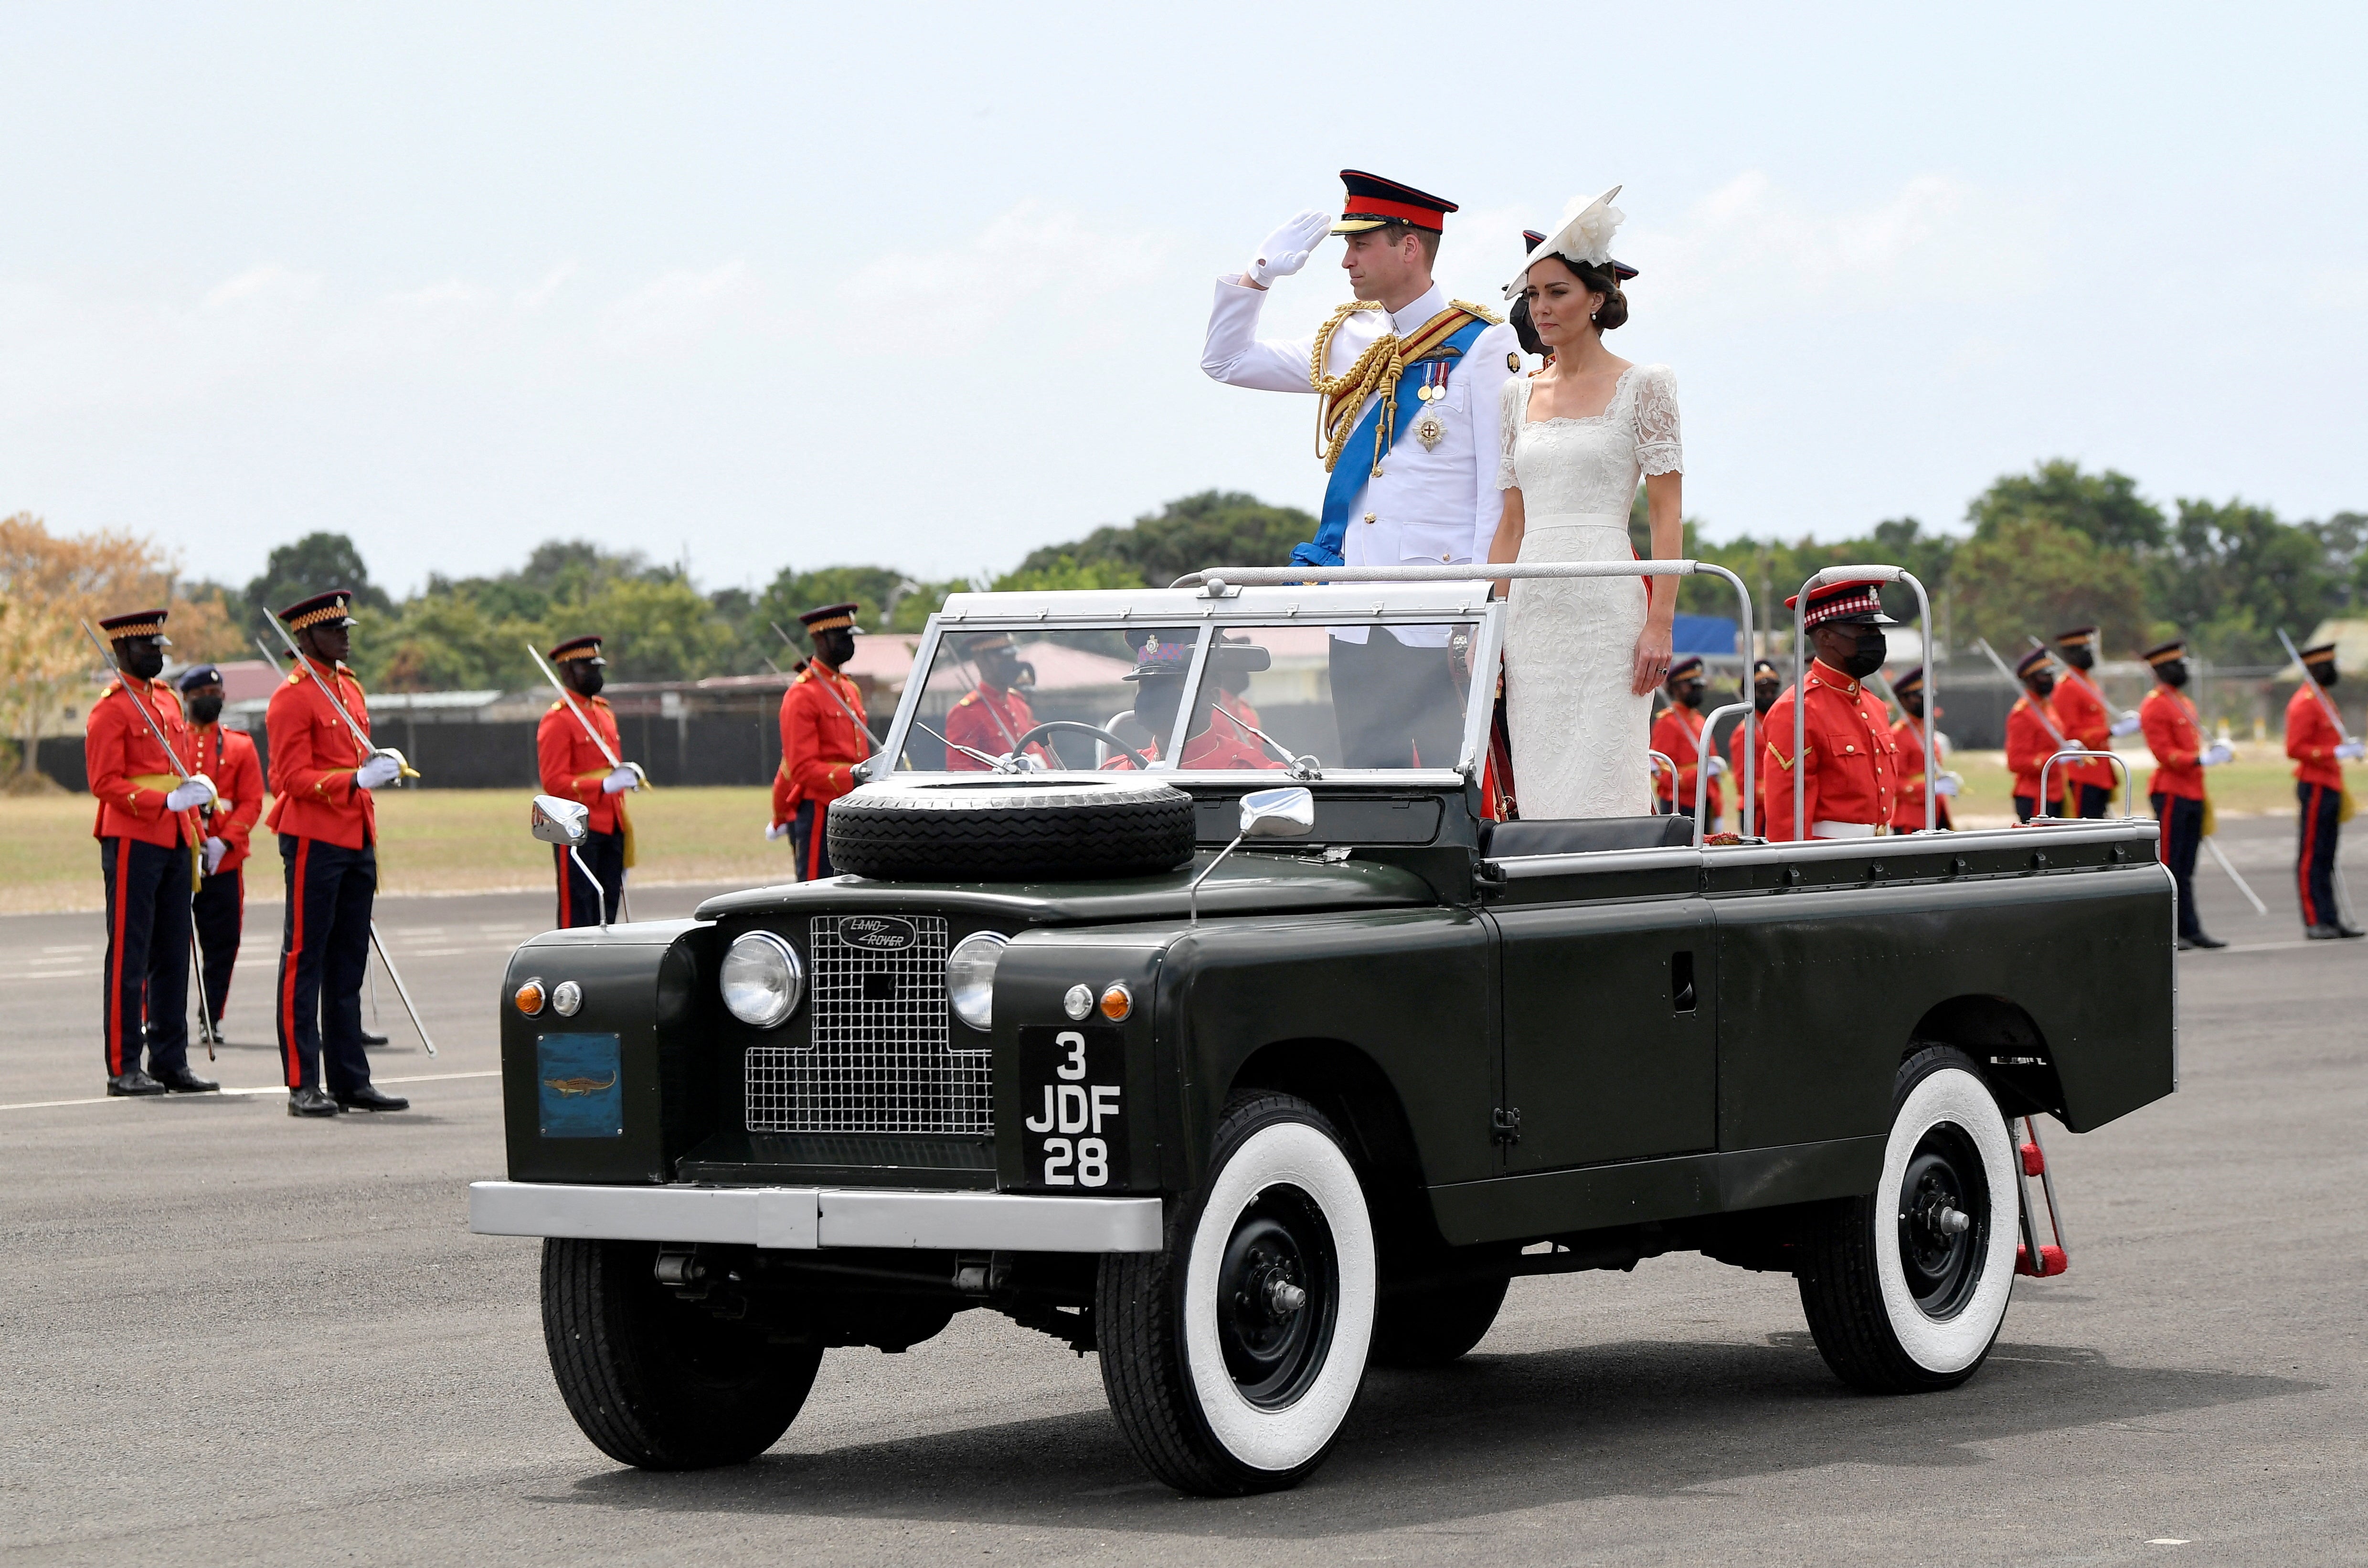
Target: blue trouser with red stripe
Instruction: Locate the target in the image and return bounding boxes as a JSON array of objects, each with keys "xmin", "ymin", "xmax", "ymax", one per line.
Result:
[
  {"xmin": 98, "ymin": 836, "xmax": 192, "ymax": 1079},
  {"xmin": 192, "ymin": 865, "xmax": 244, "ymax": 1023},
  {"xmin": 2296, "ymin": 781, "xmax": 2344, "ymax": 929},
  {"xmin": 554, "ymin": 826, "xmax": 626, "ymax": 928},
  {"xmin": 276, "ymin": 834, "xmax": 375, "ymax": 1093},
  {"xmin": 790, "ymin": 799, "xmax": 834, "ymax": 881},
  {"xmin": 2153, "ymin": 793, "xmax": 2207, "ymax": 941}
]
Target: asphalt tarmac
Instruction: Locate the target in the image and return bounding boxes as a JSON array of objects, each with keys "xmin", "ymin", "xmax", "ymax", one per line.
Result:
[{"xmin": 5, "ymin": 816, "xmax": 2363, "ymax": 1566}]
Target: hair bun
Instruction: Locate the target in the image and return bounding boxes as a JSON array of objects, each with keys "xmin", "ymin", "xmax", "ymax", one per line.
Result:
[{"xmin": 1594, "ymin": 282, "xmax": 1629, "ymax": 332}]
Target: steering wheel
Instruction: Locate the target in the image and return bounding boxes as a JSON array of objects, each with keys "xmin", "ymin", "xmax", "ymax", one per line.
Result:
[{"xmin": 1009, "ymin": 720, "xmax": 1146, "ymax": 767}]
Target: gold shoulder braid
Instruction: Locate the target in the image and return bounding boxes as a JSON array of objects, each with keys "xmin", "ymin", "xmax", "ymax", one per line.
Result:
[
  {"xmin": 1449, "ymin": 299, "xmax": 1506, "ymax": 325},
  {"xmin": 1311, "ymin": 302, "xmax": 1495, "ymax": 474}
]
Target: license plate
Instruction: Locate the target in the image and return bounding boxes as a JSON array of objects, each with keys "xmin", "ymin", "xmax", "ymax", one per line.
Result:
[{"xmin": 1017, "ymin": 1026, "xmax": 1126, "ymax": 1188}]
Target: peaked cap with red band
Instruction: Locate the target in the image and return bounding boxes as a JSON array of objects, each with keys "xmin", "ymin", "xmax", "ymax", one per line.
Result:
[
  {"xmin": 1784, "ymin": 579, "xmax": 1899, "ymax": 630},
  {"xmin": 548, "ymin": 635, "xmax": 606, "ymax": 665},
  {"xmin": 1333, "ymin": 170, "xmax": 1457, "ymax": 234},
  {"xmin": 278, "ymin": 589, "xmax": 357, "ymax": 632}
]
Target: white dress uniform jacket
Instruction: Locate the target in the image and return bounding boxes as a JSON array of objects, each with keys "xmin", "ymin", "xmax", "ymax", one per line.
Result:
[{"xmin": 1202, "ymin": 276, "xmax": 1521, "ymax": 646}]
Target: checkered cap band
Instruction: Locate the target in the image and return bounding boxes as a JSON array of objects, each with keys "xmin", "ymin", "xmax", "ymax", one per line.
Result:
[
  {"xmin": 1800, "ymin": 583, "xmax": 1885, "ymax": 630},
  {"xmin": 2144, "ymin": 642, "xmax": 2187, "ymax": 666},
  {"xmin": 803, "ymin": 613, "xmax": 854, "ymax": 633},
  {"xmin": 552, "ymin": 641, "xmax": 602, "ymax": 662},
  {"xmin": 103, "ymin": 618, "xmax": 165, "ymax": 638},
  {"xmin": 286, "ymin": 602, "xmax": 350, "ymax": 631}
]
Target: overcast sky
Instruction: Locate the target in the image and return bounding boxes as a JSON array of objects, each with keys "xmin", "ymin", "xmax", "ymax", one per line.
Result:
[{"xmin": 2, "ymin": 2, "xmax": 2362, "ymax": 596}]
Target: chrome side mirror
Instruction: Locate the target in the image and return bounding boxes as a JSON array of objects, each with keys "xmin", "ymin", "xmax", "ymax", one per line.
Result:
[
  {"xmin": 531, "ymin": 795, "xmax": 590, "ymax": 848},
  {"xmin": 1239, "ymin": 786, "xmax": 1314, "ymax": 838}
]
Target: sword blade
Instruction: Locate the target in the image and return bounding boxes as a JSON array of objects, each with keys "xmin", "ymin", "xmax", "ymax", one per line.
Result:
[
  {"xmin": 77, "ymin": 620, "xmax": 194, "ymax": 784},
  {"xmin": 367, "ymin": 922, "xmax": 437, "ymax": 1056},
  {"xmin": 525, "ymin": 643, "xmax": 624, "ymax": 771}
]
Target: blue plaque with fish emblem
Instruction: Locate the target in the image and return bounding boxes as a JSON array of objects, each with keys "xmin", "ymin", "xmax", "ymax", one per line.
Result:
[{"xmin": 537, "ymin": 1033, "xmax": 623, "ymax": 1138}]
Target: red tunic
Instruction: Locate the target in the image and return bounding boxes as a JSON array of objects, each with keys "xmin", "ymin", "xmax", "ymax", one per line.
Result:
[
  {"xmin": 2005, "ymin": 693, "xmax": 2067, "ymax": 802},
  {"xmin": 1759, "ymin": 661, "xmax": 1899, "ymax": 841},
  {"xmin": 944, "ymin": 683, "xmax": 1050, "ymax": 771},
  {"xmin": 1102, "ymin": 710, "xmax": 1280, "ymax": 772},
  {"xmin": 191, "ymin": 723, "xmax": 265, "ymax": 871},
  {"xmin": 2048, "ymin": 671, "xmax": 2117, "ymax": 791},
  {"xmin": 85, "ymin": 677, "xmax": 202, "ymax": 848},
  {"xmin": 1727, "ymin": 714, "xmax": 1765, "ymax": 829},
  {"xmin": 774, "ymin": 664, "xmax": 870, "ymax": 827},
  {"xmin": 263, "ymin": 664, "xmax": 378, "ymax": 850},
  {"xmin": 1649, "ymin": 704, "xmax": 1721, "ymax": 818},
  {"xmin": 537, "ymin": 696, "xmax": 630, "ymax": 837},
  {"xmin": 2140, "ymin": 686, "xmax": 2207, "ymax": 802},
  {"xmin": 1889, "ymin": 715, "xmax": 1949, "ymax": 832},
  {"xmin": 2286, "ymin": 684, "xmax": 2347, "ymax": 791}
]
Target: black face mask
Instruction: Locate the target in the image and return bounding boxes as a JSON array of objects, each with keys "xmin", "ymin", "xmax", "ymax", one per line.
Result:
[
  {"xmin": 2028, "ymin": 673, "xmax": 2055, "ymax": 699},
  {"xmin": 2063, "ymin": 645, "xmax": 2094, "ymax": 671},
  {"xmin": 1835, "ymin": 629, "xmax": 1886, "ymax": 680},
  {"xmin": 812, "ymin": 629, "xmax": 855, "ymax": 669},
  {"xmin": 2314, "ymin": 666, "xmax": 2339, "ymax": 689},
  {"xmin": 1672, "ymin": 680, "xmax": 1704, "ymax": 710},
  {"xmin": 573, "ymin": 665, "xmax": 605, "ymax": 699},
  {"xmin": 187, "ymin": 694, "xmax": 223, "ymax": 726},
  {"xmin": 117, "ymin": 639, "xmax": 164, "ymax": 682},
  {"xmin": 1753, "ymin": 682, "xmax": 1779, "ymax": 716},
  {"xmin": 2158, "ymin": 661, "xmax": 2189, "ymax": 689}
]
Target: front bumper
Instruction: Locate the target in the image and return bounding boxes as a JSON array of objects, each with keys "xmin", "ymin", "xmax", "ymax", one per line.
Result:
[{"xmin": 467, "ymin": 1180, "xmax": 1165, "ymax": 1253}]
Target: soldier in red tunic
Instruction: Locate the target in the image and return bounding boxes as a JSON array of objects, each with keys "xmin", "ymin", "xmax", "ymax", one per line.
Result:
[
  {"xmin": 2139, "ymin": 638, "xmax": 2231, "ymax": 951},
  {"xmin": 1649, "ymin": 655, "xmax": 1723, "ymax": 825},
  {"xmin": 2006, "ymin": 646, "xmax": 2070, "ymax": 823},
  {"xmin": 536, "ymin": 635, "xmax": 640, "ymax": 926},
  {"xmin": 2046, "ymin": 627, "xmax": 2121, "ymax": 817},
  {"xmin": 85, "ymin": 609, "xmax": 219, "ymax": 1096},
  {"xmin": 1102, "ymin": 635, "xmax": 1281, "ymax": 772},
  {"xmin": 264, "ymin": 590, "xmax": 409, "ymax": 1116},
  {"xmin": 1760, "ymin": 580, "xmax": 1900, "ymax": 841},
  {"xmin": 176, "ymin": 664, "xmax": 265, "ymax": 1036},
  {"xmin": 1888, "ymin": 665, "xmax": 1954, "ymax": 833},
  {"xmin": 1725, "ymin": 658, "xmax": 1778, "ymax": 834},
  {"xmin": 2285, "ymin": 641, "xmax": 2363, "ymax": 938},
  {"xmin": 943, "ymin": 632, "xmax": 1052, "ymax": 771},
  {"xmin": 771, "ymin": 603, "xmax": 873, "ymax": 881}
]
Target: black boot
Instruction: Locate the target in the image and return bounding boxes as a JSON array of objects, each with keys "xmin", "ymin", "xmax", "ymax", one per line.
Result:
[
  {"xmin": 2306, "ymin": 924, "xmax": 2344, "ymax": 940},
  {"xmin": 287, "ymin": 1086, "xmax": 342, "ymax": 1117},
  {"xmin": 152, "ymin": 1066, "xmax": 221, "ymax": 1093},
  {"xmin": 107, "ymin": 1070, "xmax": 168, "ymax": 1097},
  {"xmin": 2181, "ymin": 932, "xmax": 2228, "ymax": 951},
  {"xmin": 334, "ymin": 1084, "xmax": 410, "ymax": 1112},
  {"xmin": 359, "ymin": 1030, "xmax": 389, "ymax": 1047}
]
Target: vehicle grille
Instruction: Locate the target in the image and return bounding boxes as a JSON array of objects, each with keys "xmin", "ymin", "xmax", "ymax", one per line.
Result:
[{"xmin": 743, "ymin": 914, "xmax": 992, "ymax": 1136}]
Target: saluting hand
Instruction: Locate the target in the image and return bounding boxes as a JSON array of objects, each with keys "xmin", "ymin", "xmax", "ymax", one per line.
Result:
[{"xmin": 1245, "ymin": 210, "xmax": 1334, "ymax": 289}]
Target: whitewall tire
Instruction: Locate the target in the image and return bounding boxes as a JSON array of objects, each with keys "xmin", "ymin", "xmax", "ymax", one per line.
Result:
[
  {"xmin": 1098, "ymin": 1091, "xmax": 1376, "ymax": 1494},
  {"xmin": 1797, "ymin": 1047, "xmax": 2018, "ymax": 1393}
]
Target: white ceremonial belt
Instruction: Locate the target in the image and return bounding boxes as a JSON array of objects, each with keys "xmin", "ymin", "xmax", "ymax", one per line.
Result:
[{"xmin": 1810, "ymin": 820, "xmax": 1886, "ymax": 840}]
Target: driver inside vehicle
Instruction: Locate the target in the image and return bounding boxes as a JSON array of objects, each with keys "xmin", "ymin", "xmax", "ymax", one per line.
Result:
[{"xmin": 1103, "ymin": 633, "xmax": 1284, "ymax": 772}]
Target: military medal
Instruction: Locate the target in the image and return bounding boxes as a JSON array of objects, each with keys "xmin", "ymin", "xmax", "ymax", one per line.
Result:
[{"xmin": 1411, "ymin": 360, "xmax": 1448, "ymax": 451}]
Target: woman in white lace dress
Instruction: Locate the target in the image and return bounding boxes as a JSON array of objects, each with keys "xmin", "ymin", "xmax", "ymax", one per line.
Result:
[{"xmin": 1488, "ymin": 187, "xmax": 1683, "ymax": 819}]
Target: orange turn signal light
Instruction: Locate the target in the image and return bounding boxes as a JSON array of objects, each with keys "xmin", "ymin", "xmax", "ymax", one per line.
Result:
[
  {"xmin": 514, "ymin": 977, "xmax": 546, "ymax": 1016},
  {"xmin": 1099, "ymin": 983, "xmax": 1132, "ymax": 1022}
]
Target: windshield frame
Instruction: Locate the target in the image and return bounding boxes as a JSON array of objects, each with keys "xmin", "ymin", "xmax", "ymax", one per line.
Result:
[{"xmin": 875, "ymin": 585, "xmax": 1504, "ymax": 783}]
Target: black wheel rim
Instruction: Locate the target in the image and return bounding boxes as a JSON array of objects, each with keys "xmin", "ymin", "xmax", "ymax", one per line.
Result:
[
  {"xmin": 1895, "ymin": 1122, "xmax": 1991, "ymax": 1320},
  {"xmin": 1216, "ymin": 1185, "xmax": 1339, "ymax": 1409}
]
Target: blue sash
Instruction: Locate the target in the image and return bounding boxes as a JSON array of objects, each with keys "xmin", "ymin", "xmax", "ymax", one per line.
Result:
[{"xmin": 1290, "ymin": 318, "xmax": 1490, "ymax": 568}]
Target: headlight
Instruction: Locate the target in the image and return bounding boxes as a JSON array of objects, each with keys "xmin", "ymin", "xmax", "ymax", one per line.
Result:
[
  {"xmin": 945, "ymin": 931, "xmax": 1009, "ymax": 1033},
  {"xmin": 721, "ymin": 931, "xmax": 802, "ymax": 1028}
]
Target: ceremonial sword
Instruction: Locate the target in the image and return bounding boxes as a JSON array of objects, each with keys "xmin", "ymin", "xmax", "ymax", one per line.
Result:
[
  {"xmin": 522, "ymin": 642, "xmax": 644, "ymax": 921},
  {"xmin": 2024, "ymin": 636, "xmax": 2141, "ymax": 735},
  {"xmin": 77, "ymin": 618, "xmax": 221, "ymax": 1061},
  {"xmin": 1971, "ymin": 638, "xmax": 2072, "ymax": 751},
  {"xmin": 257, "ymin": 617, "xmax": 437, "ymax": 1054},
  {"xmin": 2277, "ymin": 627, "xmax": 2359, "ymax": 929}
]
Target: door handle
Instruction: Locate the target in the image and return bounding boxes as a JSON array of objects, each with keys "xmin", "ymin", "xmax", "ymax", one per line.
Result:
[{"xmin": 1671, "ymin": 950, "xmax": 1697, "ymax": 1014}]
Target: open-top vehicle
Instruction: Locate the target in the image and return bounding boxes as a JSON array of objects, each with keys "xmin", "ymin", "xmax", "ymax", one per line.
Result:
[{"xmin": 470, "ymin": 563, "xmax": 2175, "ymax": 1495}]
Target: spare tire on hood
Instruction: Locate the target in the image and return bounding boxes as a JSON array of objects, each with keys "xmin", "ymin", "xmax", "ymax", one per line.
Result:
[{"xmin": 826, "ymin": 778, "xmax": 1197, "ymax": 882}]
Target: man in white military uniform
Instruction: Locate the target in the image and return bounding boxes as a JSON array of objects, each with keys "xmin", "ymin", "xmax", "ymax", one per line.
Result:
[{"xmin": 1202, "ymin": 170, "xmax": 1520, "ymax": 768}]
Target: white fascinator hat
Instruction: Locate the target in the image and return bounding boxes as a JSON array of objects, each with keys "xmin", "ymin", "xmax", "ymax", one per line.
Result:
[{"xmin": 1504, "ymin": 184, "xmax": 1628, "ymax": 300}]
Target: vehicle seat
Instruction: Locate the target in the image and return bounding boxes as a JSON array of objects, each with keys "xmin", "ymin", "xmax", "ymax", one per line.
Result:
[{"xmin": 1478, "ymin": 814, "xmax": 1694, "ymax": 858}]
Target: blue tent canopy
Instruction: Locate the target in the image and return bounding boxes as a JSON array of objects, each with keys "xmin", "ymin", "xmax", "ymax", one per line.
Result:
[{"xmin": 1672, "ymin": 614, "xmax": 1737, "ymax": 656}]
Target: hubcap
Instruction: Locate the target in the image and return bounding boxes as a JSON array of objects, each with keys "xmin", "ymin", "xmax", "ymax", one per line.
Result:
[
  {"xmin": 1895, "ymin": 1122, "xmax": 1990, "ymax": 1320},
  {"xmin": 1217, "ymin": 1186, "xmax": 1338, "ymax": 1409}
]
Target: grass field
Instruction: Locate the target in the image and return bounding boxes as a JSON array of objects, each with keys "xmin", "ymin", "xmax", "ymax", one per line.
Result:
[
  {"xmin": 1, "ymin": 746, "xmax": 2337, "ymax": 913},
  {"xmin": 0, "ymin": 786, "xmax": 787, "ymax": 914}
]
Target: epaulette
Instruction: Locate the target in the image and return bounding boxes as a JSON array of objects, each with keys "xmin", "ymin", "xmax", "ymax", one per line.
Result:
[
  {"xmin": 549, "ymin": 700, "xmax": 565, "ymax": 712},
  {"xmin": 1450, "ymin": 298, "xmax": 1506, "ymax": 326},
  {"xmin": 955, "ymin": 692, "xmax": 977, "ymax": 707}
]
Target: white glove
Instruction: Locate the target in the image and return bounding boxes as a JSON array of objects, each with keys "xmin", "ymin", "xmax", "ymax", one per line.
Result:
[
  {"xmin": 1933, "ymin": 773, "xmax": 1963, "ymax": 798},
  {"xmin": 2200, "ymin": 742, "xmax": 2235, "ymax": 768},
  {"xmin": 165, "ymin": 773, "xmax": 217, "ymax": 812},
  {"xmin": 601, "ymin": 765, "xmax": 637, "ymax": 795},
  {"xmin": 354, "ymin": 753, "xmax": 402, "ymax": 790},
  {"xmin": 1245, "ymin": 210, "xmax": 1334, "ymax": 287},
  {"xmin": 2060, "ymin": 738, "xmax": 2086, "ymax": 752},
  {"xmin": 2337, "ymin": 740, "xmax": 2366, "ymax": 761},
  {"xmin": 1706, "ymin": 755, "xmax": 1730, "ymax": 776},
  {"xmin": 765, "ymin": 821, "xmax": 790, "ymax": 842},
  {"xmin": 2110, "ymin": 713, "xmax": 2143, "ymax": 737},
  {"xmin": 202, "ymin": 837, "xmax": 228, "ymax": 876}
]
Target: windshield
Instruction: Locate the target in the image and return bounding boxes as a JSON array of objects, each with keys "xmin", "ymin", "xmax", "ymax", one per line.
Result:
[{"xmin": 892, "ymin": 618, "xmax": 1483, "ymax": 774}]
